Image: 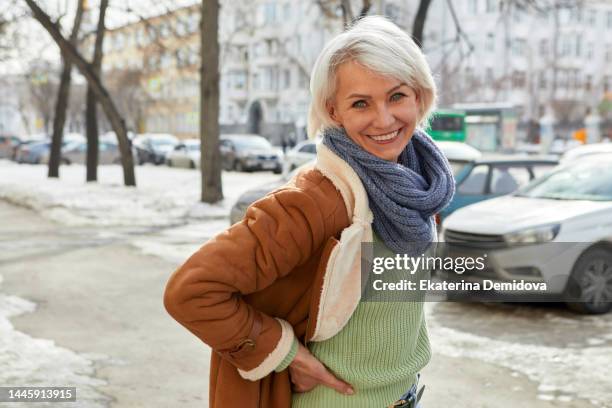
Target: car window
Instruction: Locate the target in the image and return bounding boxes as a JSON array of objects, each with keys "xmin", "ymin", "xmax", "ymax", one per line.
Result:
[
  {"xmin": 517, "ymin": 159, "xmax": 612, "ymax": 201},
  {"xmin": 490, "ymin": 166, "xmax": 530, "ymax": 195},
  {"xmin": 448, "ymin": 160, "xmax": 470, "ymax": 177},
  {"xmin": 530, "ymin": 164, "xmax": 556, "ymax": 179},
  {"xmin": 458, "ymin": 165, "xmax": 488, "ymax": 195},
  {"xmin": 233, "ymin": 137, "xmax": 272, "ymax": 150},
  {"xmin": 299, "ymin": 144, "xmax": 316, "ymax": 154}
]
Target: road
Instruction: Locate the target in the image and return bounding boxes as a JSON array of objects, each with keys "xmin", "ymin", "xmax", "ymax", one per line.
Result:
[{"xmin": 0, "ymin": 200, "xmax": 608, "ymax": 407}]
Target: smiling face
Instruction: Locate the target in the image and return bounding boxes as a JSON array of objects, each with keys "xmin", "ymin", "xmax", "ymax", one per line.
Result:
[{"xmin": 326, "ymin": 60, "xmax": 421, "ymax": 162}]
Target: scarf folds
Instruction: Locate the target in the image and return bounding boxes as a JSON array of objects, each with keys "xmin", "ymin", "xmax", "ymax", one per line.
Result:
[{"xmin": 321, "ymin": 126, "xmax": 455, "ymax": 253}]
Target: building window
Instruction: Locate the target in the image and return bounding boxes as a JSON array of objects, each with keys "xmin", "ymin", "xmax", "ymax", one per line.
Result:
[
  {"xmin": 263, "ymin": 2, "xmax": 276, "ymax": 24},
  {"xmin": 606, "ymin": 45, "xmax": 612, "ymax": 62},
  {"xmin": 468, "ymin": 0, "xmax": 478, "ymax": 14},
  {"xmin": 485, "ymin": 0, "xmax": 496, "ymax": 13},
  {"xmin": 539, "ymin": 72, "xmax": 547, "ymax": 90},
  {"xmin": 512, "ymin": 39, "xmax": 525, "ymax": 56},
  {"xmin": 586, "ymin": 42, "xmax": 594, "ymax": 59},
  {"xmin": 298, "ymin": 71, "xmax": 308, "ymax": 89},
  {"xmin": 539, "ymin": 39, "xmax": 548, "ymax": 56},
  {"xmin": 159, "ymin": 22, "xmax": 171, "ymax": 39},
  {"xmin": 283, "ymin": 69, "xmax": 291, "ymax": 88},
  {"xmin": 283, "ymin": 2, "xmax": 291, "ymax": 19},
  {"xmin": 588, "ymin": 10, "xmax": 597, "ymax": 26},
  {"xmin": 585, "ymin": 75, "xmax": 592, "ymax": 91},
  {"xmin": 485, "ymin": 33, "xmax": 495, "ymax": 52},
  {"xmin": 608, "ymin": 11, "xmax": 612, "ymax": 29}
]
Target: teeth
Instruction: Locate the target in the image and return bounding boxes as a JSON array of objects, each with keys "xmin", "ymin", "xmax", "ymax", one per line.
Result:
[{"xmin": 369, "ymin": 129, "xmax": 399, "ymax": 141}]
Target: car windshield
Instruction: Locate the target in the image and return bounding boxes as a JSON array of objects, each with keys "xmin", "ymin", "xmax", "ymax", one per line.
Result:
[
  {"xmin": 151, "ymin": 138, "xmax": 175, "ymax": 146},
  {"xmin": 232, "ymin": 137, "xmax": 272, "ymax": 150},
  {"xmin": 515, "ymin": 159, "xmax": 612, "ymax": 201},
  {"xmin": 187, "ymin": 144, "xmax": 200, "ymax": 151}
]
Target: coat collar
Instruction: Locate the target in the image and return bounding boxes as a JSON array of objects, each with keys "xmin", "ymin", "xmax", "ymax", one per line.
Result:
[{"xmin": 308, "ymin": 142, "xmax": 373, "ymax": 342}]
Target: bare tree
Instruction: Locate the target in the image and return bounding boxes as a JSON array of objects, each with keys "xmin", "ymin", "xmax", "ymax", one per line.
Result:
[
  {"xmin": 48, "ymin": 0, "xmax": 84, "ymax": 178},
  {"xmin": 200, "ymin": 0, "xmax": 222, "ymax": 203},
  {"xmin": 85, "ymin": 0, "xmax": 108, "ymax": 182},
  {"xmin": 24, "ymin": 0, "xmax": 136, "ymax": 186},
  {"xmin": 24, "ymin": 62, "xmax": 58, "ymax": 136}
]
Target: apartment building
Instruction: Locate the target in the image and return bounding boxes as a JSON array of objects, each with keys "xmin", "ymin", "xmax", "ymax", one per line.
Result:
[{"xmin": 96, "ymin": 0, "xmax": 611, "ymax": 141}]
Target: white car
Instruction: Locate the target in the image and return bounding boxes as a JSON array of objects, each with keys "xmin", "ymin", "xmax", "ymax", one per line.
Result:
[
  {"xmin": 560, "ymin": 142, "xmax": 612, "ymax": 164},
  {"xmin": 442, "ymin": 154, "xmax": 612, "ymax": 314},
  {"xmin": 282, "ymin": 140, "xmax": 318, "ymax": 176},
  {"xmin": 166, "ymin": 139, "xmax": 200, "ymax": 169}
]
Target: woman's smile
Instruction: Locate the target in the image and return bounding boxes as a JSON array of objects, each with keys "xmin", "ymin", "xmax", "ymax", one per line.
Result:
[{"xmin": 364, "ymin": 125, "xmax": 405, "ymax": 144}]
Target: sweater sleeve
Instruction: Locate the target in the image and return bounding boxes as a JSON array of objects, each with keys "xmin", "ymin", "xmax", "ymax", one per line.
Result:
[
  {"xmin": 163, "ymin": 186, "xmax": 334, "ymax": 381},
  {"xmin": 274, "ymin": 336, "xmax": 300, "ymax": 372}
]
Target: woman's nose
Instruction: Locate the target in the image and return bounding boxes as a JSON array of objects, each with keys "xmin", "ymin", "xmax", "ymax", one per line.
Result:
[{"xmin": 372, "ymin": 105, "xmax": 395, "ymax": 129}]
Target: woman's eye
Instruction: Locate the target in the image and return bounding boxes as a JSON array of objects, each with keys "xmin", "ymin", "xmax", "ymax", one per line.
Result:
[
  {"xmin": 352, "ymin": 100, "xmax": 367, "ymax": 109},
  {"xmin": 390, "ymin": 92, "xmax": 405, "ymax": 101}
]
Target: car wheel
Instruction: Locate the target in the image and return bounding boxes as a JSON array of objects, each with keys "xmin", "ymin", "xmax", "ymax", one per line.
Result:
[
  {"xmin": 168, "ymin": 159, "xmax": 173, "ymax": 167},
  {"xmin": 565, "ymin": 246, "xmax": 612, "ymax": 314},
  {"xmin": 234, "ymin": 160, "xmax": 244, "ymax": 172},
  {"xmin": 62, "ymin": 158, "xmax": 70, "ymax": 165},
  {"xmin": 190, "ymin": 160, "xmax": 196, "ymax": 169},
  {"xmin": 273, "ymin": 165, "xmax": 282, "ymax": 174}
]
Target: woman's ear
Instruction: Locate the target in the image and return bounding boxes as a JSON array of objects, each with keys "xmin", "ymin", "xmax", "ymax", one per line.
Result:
[{"xmin": 326, "ymin": 100, "xmax": 341, "ymax": 126}]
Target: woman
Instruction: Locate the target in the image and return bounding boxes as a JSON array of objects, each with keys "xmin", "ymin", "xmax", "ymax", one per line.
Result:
[{"xmin": 164, "ymin": 15, "xmax": 454, "ymax": 408}]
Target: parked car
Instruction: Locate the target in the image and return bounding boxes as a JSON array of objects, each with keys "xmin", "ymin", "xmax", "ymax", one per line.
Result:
[
  {"xmin": 282, "ymin": 140, "xmax": 317, "ymax": 176},
  {"xmin": 0, "ymin": 134, "xmax": 21, "ymax": 159},
  {"xmin": 220, "ymin": 134, "xmax": 282, "ymax": 173},
  {"xmin": 441, "ymin": 153, "xmax": 612, "ymax": 314},
  {"xmin": 15, "ymin": 141, "xmax": 53, "ymax": 164},
  {"xmin": 440, "ymin": 157, "xmax": 558, "ymax": 221},
  {"xmin": 61, "ymin": 141, "xmax": 121, "ymax": 165},
  {"xmin": 166, "ymin": 139, "xmax": 201, "ymax": 169},
  {"xmin": 229, "ymin": 163, "xmax": 311, "ymax": 224},
  {"xmin": 560, "ymin": 142, "xmax": 612, "ymax": 164},
  {"xmin": 434, "ymin": 141, "xmax": 482, "ymax": 176},
  {"xmin": 134, "ymin": 133, "xmax": 179, "ymax": 165}
]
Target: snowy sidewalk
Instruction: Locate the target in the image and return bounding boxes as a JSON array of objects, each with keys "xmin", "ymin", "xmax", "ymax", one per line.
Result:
[{"xmin": 0, "ymin": 160, "xmax": 280, "ymax": 228}]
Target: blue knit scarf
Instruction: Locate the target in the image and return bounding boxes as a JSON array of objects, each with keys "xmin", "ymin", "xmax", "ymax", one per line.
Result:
[{"xmin": 322, "ymin": 126, "xmax": 455, "ymax": 253}]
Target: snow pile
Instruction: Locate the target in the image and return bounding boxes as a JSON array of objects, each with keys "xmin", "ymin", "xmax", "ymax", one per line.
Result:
[
  {"xmin": 0, "ymin": 160, "xmax": 280, "ymax": 228},
  {"xmin": 0, "ymin": 274, "xmax": 110, "ymax": 407},
  {"xmin": 426, "ymin": 302, "xmax": 612, "ymax": 407}
]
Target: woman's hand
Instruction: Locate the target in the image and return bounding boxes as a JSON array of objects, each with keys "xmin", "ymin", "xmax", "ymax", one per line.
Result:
[{"xmin": 288, "ymin": 342, "xmax": 355, "ymax": 395}]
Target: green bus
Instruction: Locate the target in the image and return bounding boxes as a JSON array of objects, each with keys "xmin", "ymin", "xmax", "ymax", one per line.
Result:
[{"xmin": 426, "ymin": 110, "xmax": 466, "ymax": 142}]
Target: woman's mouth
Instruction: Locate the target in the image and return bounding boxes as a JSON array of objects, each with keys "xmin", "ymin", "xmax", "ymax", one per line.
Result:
[{"xmin": 365, "ymin": 127, "xmax": 403, "ymax": 144}]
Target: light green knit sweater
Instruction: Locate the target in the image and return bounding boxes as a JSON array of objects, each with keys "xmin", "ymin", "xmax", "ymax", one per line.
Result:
[{"xmin": 275, "ymin": 233, "xmax": 431, "ymax": 407}]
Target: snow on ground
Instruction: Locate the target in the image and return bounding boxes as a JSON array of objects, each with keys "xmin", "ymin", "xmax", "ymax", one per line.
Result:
[
  {"xmin": 131, "ymin": 219, "xmax": 230, "ymax": 265},
  {"xmin": 0, "ymin": 275, "xmax": 110, "ymax": 408},
  {"xmin": 426, "ymin": 302, "xmax": 612, "ymax": 408},
  {"xmin": 0, "ymin": 160, "xmax": 281, "ymax": 228}
]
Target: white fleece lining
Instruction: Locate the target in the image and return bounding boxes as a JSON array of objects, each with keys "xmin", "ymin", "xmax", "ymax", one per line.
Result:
[
  {"xmin": 310, "ymin": 143, "xmax": 375, "ymax": 341},
  {"xmin": 237, "ymin": 318, "xmax": 295, "ymax": 381}
]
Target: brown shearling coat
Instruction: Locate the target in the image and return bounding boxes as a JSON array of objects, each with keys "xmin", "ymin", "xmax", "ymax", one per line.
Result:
[{"xmin": 164, "ymin": 143, "xmax": 377, "ymax": 407}]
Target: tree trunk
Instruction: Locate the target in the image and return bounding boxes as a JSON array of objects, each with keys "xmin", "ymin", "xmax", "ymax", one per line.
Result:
[
  {"xmin": 48, "ymin": 0, "xmax": 84, "ymax": 178},
  {"xmin": 86, "ymin": 0, "xmax": 108, "ymax": 182},
  {"xmin": 412, "ymin": 0, "xmax": 432, "ymax": 48},
  {"xmin": 200, "ymin": 0, "xmax": 223, "ymax": 203},
  {"xmin": 25, "ymin": 0, "xmax": 136, "ymax": 186}
]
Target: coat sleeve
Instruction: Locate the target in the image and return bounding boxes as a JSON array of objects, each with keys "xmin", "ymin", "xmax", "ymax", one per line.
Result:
[{"xmin": 163, "ymin": 185, "xmax": 336, "ymax": 381}]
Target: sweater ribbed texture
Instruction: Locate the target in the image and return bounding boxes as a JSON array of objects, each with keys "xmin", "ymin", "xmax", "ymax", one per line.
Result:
[{"xmin": 291, "ymin": 232, "xmax": 431, "ymax": 407}]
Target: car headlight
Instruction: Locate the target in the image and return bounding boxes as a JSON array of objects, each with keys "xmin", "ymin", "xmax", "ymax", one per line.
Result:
[{"xmin": 504, "ymin": 224, "xmax": 560, "ymax": 244}]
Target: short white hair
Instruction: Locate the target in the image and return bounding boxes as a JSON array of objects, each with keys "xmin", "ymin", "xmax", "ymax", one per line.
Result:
[{"xmin": 307, "ymin": 15, "xmax": 437, "ymax": 139}]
